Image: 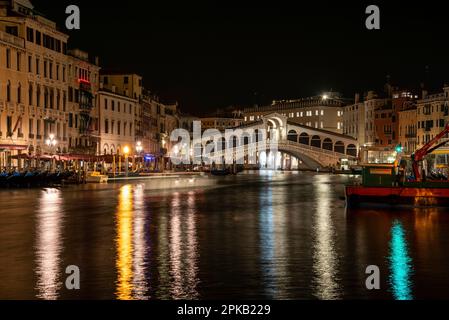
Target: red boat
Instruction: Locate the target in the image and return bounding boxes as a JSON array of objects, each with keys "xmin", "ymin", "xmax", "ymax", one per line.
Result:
[{"xmin": 346, "ymin": 124, "xmax": 449, "ymax": 207}]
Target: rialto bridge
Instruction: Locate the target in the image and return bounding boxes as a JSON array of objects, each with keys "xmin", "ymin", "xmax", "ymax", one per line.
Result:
[{"xmin": 184, "ymin": 113, "xmax": 359, "ymax": 170}]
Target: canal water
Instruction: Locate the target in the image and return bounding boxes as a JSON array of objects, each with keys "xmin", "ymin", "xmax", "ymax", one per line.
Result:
[{"xmin": 1, "ymin": 172, "xmax": 449, "ymax": 300}]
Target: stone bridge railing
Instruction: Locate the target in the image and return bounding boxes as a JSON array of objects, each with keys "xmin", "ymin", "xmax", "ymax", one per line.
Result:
[{"xmin": 196, "ymin": 139, "xmax": 355, "ymax": 168}]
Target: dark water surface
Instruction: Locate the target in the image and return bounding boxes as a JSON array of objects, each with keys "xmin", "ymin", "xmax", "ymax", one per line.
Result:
[{"xmin": 1, "ymin": 172, "xmax": 449, "ymax": 300}]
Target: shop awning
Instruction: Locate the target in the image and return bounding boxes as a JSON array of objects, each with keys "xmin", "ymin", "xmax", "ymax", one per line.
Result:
[{"xmin": 0, "ymin": 144, "xmax": 28, "ymax": 151}]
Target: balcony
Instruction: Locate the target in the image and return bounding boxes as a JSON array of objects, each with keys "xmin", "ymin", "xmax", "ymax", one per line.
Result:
[{"xmin": 0, "ymin": 30, "xmax": 25, "ymax": 48}]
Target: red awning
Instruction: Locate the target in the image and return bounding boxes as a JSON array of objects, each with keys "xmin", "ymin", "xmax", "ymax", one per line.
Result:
[{"xmin": 0, "ymin": 144, "xmax": 28, "ymax": 151}]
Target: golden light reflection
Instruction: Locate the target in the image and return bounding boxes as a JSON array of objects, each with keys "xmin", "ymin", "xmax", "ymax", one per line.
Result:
[
  {"xmin": 414, "ymin": 189, "xmax": 437, "ymax": 206},
  {"xmin": 132, "ymin": 184, "xmax": 149, "ymax": 299},
  {"xmin": 35, "ymin": 188, "xmax": 64, "ymax": 300},
  {"xmin": 169, "ymin": 192, "xmax": 184, "ymax": 298},
  {"xmin": 116, "ymin": 184, "xmax": 134, "ymax": 300},
  {"xmin": 312, "ymin": 175, "xmax": 340, "ymax": 300}
]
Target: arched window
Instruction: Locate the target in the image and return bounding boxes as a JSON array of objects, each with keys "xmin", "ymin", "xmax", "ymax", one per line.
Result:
[
  {"xmin": 311, "ymin": 135, "xmax": 321, "ymax": 148},
  {"xmin": 287, "ymin": 130, "xmax": 298, "ymax": 142},
  {"xmin": 44, "ymin": 87, "xmax": 48, "ymax": 108},
  {"xmin": 28, "ymin": 83, "xmax": 33, "ymax": 105},
  {"xmin": 334, "ymin": 141, "xmax": 345, "ymax": 154},
  {"xmin": 299, "ymin": 133, "xmax": 310, "ymax": 145},
  {"xmin": 36, "ymin": 85, "xmax": 41, "ymax": 107},
  {"xmin": 6, "ymin": 81, "xmax": 11, "ymax": 102},
  {"xmin": 323, "ymin": 138, "xmax": 333, "ymax": 151},
  {"xmin": 17, "ymin": 82, "xmax": 22, "ymax": 104}
]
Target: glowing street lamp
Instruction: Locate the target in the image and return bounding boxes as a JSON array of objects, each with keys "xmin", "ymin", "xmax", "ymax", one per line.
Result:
[
  {"xmin": 123, "ymin": 146, "xmax": 130, "ymax": 177},
  {"xmin": 45, "ymin": 134, "xmax": 57, "ymax": 147},
  {"xmin": 46, "ymin": 134, "xmax": 57, "ymax": 172},
  {"xmin": 136, "ymin": 141, "xmax": 143, "ymax": 154},
  {"xmin": 135, "ymin": 142, "xmax": 143, "ymax": 170}
]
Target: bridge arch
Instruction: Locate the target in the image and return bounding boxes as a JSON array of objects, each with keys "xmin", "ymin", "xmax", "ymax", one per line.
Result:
[
  {"xmin": 287, "ymin": 129, "xmax": 298, "ymax": 142},
  {"xmin": 334, "ymin": 141, "xmax": 345, "ymax": 154},
  {"xmin": 322, "ymin": 138, "xmax": 333, "ymax": 151},
  {"xmin": 311, "ymin": 135, "xmax": 321, "ymax": 148},
  {"xmin": 299, "ymin": 132, "xmax": 310, "ymax": 145}
]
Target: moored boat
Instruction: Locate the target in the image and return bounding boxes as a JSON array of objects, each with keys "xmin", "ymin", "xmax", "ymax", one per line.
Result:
[{"xmin": 346, "ymin": 124, "xmax": 449, "ymax": 207}]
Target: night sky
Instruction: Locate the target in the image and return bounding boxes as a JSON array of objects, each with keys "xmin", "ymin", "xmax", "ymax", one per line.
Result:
[{"xmin": 30, "ymin": 0, "xmax": 449, "ymax": 115}]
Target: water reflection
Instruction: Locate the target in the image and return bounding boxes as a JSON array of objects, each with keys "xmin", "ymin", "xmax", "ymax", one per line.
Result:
[
  {"xmin": 312, "ymin": 175, "xmax": 340, "ymax": 299},
  {"xmin": 132, "ymin": 184, "xmax": 149, "ymax": 299},
  {"xmin": 168, "ymin": 191, "xmax": 199, "ymax": 299},
  {"xmin": 259, "ymin": 187, "xmax": 275, "ymax": 297},
  {"xmin": 116, "ymin": 185, "xmax": 134, "ymax": 300},
  {"xmin": 388, "ymin": 220, "xmax": 413, "ymax": 300},
  {"xmin": 258, "ymin": 184, "xmax": 290, "ymax": 298},
  {"xmin": 35, "ymin": 188, "xmax": 64, "ymax": 300}
]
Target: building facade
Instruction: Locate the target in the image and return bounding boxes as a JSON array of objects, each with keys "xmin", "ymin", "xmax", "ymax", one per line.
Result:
[
  {"xmin": 416, "ymin": 89, "xmax": 449, "ymax": 148},
  {"xmin": 398, "ymin": 107, "xmax": 417, "ymax": 154},
  {"xmin": 0, "ymin": 0, "xmax": 70, "ymax": 168},
  {"xmin": 242, "ymin": 92, "xmax": 346, "ymax": 134}
]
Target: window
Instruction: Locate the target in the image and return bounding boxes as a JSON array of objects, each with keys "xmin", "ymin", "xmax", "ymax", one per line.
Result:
[
  {"xmin": 62, "ymin": 66, "xmax": 66, "ymax": 82},
  {"xmin": 6, "ymin": 81, "xmax": 11, "ymax": 102},
  {"xmin": 27, "ymin": 27, "xmax": 34, "ymax": 42},
  {"xmin": 103, "ymin": 77, "xmax": 108, "ymax": 85},
  {"xmin": 112, "ymin": 100, "xmax": 115, "ymax": 111},
  {"xmin": 16, "ymin": 52, "xmax": 21, "ymax": 71},
  {"xmin": 29, "ymin": 119, "xmax": 34, "ymax": 136},
  {"xmin": 5, "ymin": 26, "xmax": 18, "ymax": 36},
  {"xmin": 6, "ymin": 49, "xmax": 11, "ymax": 68},
  {"xmin": 36, "ymin": 58, "xmax": 40, "ymax": 75},
  {"xmin": 68, "ymin": 113, "xmax": 73, "ymax": 128},
  {"xmin": 44, "ymin": 60, "xmax": 47, "ymax": 77},
  {"xmin": 36, "ymin": 31, "xmax": 41, "ymax": 45},
  {"xmin": 117, "ymin": 121, "xmax": 121, "ymax": 135},
  {"xmin": 49, "ymin": 62, "xmax": 53, "ymax": 79},
  {"xmin": 63, "ymin": 91, "xmax": 67, "ymax": 111},
  {"xmin": 56, "ymin": 65, "xmax": 59, "ymax": 80},
  {"xmin": 124, "ymin": 76, "xmax": 129, "ymax": 84},
  {"xmin": 68, "ymin": 87, "xmax": 73, "ymax": 102},
  {"xmin": 7, "ymin": 116, "xmax": 13, "ymax": 136},
  {"xmin": 104, "ymin": 99, "xmax": 108, "ymax": 110},
  {"xmin": 17, "ymin": 83, "xmax": 21, "ymax": 104},
  {"xmin": 28, "ymin": 83, "xmax": 33, "ymax": 105},
  {"xmin": 28, "ymin": 55, "xmax": 32, "ymax": 72},
  {"xmin": 105, "ymin": 120, "xmax": 109, "ymax": 134},
  {"xmin": 36, "ymin": 85, "xmax": 40, "ymax": 107}
]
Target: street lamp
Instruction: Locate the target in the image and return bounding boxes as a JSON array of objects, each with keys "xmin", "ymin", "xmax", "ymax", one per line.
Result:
[
  {"xmin": 136, "ymin": 141, "xmax": 143, "ymax": 170},
  {"xmin": 123, "ymin": 146, "xmax": 130, "ymax": 177},
  {"xmin": 45, "ymin": 134, "xmax": 57, "ymax": 172}
]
